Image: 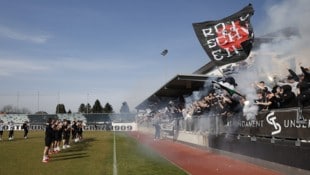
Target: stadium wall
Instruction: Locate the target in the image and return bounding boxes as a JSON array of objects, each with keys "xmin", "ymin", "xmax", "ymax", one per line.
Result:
[
  {"xmin": 0, "ymin": 113, "xmax": 137, "ymax": 131},
  {"xmin": 137, "ymin": 107, "xmax": 310, "ymax": 171}
]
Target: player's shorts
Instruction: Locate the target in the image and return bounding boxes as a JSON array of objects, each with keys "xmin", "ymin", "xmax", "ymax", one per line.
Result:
[{"xmin": 45, "ymin": 138, "xmax": 53, "ymax": 147}]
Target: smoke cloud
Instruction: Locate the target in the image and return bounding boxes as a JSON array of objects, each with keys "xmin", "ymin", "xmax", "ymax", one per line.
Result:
[
  {"xmin": 188, "ymin": 0, "xmax": 310, "ymax": 130},
  {"xmin": 234, "ymin": 0, "xmax": 310, "ymax": 120},
  {"xmin": 258, "ymin": 0, "xmax": 310, "ymax": 72}
]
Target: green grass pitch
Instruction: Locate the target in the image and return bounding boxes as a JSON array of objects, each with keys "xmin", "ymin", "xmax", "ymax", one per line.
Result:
[{"xmin": 0, "ymin": 131, "xmax": 187, "ymax": 175}]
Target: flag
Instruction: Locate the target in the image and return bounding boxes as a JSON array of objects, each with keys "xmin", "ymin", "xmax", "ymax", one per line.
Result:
[
  {"xmin": 193, "ymin": 4, "xmax": 254, "ymax": 66},
  {"xmin": 211, "ymin": 80, "xmax": 244, "ymax": 97},
  {"xmin": 161, "ymin": 49, "xmax": 168, "ymax": 56},
  {"xmin": 288, "ymin": 69, "xmax": 299, "ymax": 82}
]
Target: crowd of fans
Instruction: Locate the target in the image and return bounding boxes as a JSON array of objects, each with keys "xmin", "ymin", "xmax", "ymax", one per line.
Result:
[
  {"xmin": 141, "ymin": 65, "xmax": 310, "ymax": 134},
  {"xmin": 254, "ymin": 66, "xmax": 310, "ymax": 111}
]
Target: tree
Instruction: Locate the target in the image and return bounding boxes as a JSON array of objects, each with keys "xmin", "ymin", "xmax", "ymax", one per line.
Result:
[
  {"xmin": 92, "ymin": 99, "xmax": 104, "ymax": 113},
  {"xmin": 78, "ymin": 103, "xmax": 86, "ymax": 113},
  {"xmin": 1, "ymin": 105, "xmax": 31, "ymax": 114},
  {"xmin": 2, "ymin": 105, "xmax": 14, "ymax": 113},
  {"xmin": 56, "ymin": 104, "xmax": 66, "ymax": 114},
  {"xmin": 103, "ymin": 103, "xmax": 113, "ymax": 113},
  {"xmin": 86, "ymin": 103, "xmax": 92, "ymax": 113},
  {"xmin": 120, "ymin": 101, "xmax": 130, "ymax": 113}
]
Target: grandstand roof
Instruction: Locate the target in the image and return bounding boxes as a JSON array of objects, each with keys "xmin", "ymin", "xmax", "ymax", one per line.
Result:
[
  {"xmin": 135, "ymin": 74, "xmax": 209, "ymax": 110},
  {"xmin": 192, "ymin": 61, "xmax": 216, "ymax": 75}
]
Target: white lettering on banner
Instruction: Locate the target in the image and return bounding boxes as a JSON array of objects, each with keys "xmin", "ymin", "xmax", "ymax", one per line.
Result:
[
  {"xmin": 216, "ymin": 35, "xmax": 229, "ymax": 46},
  {"xmin": 212, "ymin": 49, "xmax": 223, "ymax": 60},
  {"xmin": 239, "ymin": 14, "xmax": 250, "ymax": 21},
  {"xmin": 215, "ymin": 21, "xmax": 246, "ymax": 45},
  {"xmin": 112, "ymin": 123, "xmax": 137, "ymax": 131},
  {"xmin": 200, "ymin": 13, "xmax": 251, "ymax": 61},
  {"xmin": 225, "ymin": 46, "xmax": 239, "ymax": 57},
  {"xmin": 266, "ymin": 112, "xmax": 281, "ymax": 135},
  {"xmin": 202, "ymin": 28, "xmax": 213, "ymax": 37},
  {"xmin": 238, "ymin": 120, "xmax": 264, "ymax": 127},
  {"xmin": 283, "ymin": 119, "xmax": 310, "ymax": 128},
  {"xmin": 211, "ymin": 46, "xmax": 240, "ymax": 61},
  {"xmin": 206, "ymin": 38, "xmax": 217, "ymax": 48},
  {"xmin": 214, "ymin": 23, "xmax": 225, "ymax": 34}
]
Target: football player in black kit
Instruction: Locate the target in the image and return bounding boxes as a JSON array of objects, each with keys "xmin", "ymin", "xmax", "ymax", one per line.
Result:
[
  {"xmin": 22, "ymin": 121, "xmax": 29, "ymax": 139},
  {"xmin": 42, "ymin": 118, "xmax": 54, "ymax": 163}
]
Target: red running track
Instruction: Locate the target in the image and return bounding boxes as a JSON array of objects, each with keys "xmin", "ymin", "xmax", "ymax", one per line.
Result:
[{"xmin": 130, "ymin": 132, "xmax": 282, "ymax": 175}]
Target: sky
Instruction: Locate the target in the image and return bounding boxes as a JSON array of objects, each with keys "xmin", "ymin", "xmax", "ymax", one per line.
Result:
[{"xmin": 0, "ymin": 0, "xmax": 294, "ymax": 113}]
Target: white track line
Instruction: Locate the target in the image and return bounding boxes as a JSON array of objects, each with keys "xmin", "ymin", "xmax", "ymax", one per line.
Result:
[{"xmin": 113, "ymin": 131, "xmax": 118, "ymax": 175}]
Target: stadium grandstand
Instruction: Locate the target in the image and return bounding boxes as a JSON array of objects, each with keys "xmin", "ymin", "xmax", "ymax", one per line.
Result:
[{"xmin": 135, "ymin": 27, "xmax": 310, "ymax": 171}]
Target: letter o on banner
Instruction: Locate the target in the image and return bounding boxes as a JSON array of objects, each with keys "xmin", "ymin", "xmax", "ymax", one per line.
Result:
[
  {"xmin": 121, "ymin": 125, "xmax": 126, "ymax": 131},
  {"xmin": 114, "ymin": 125, "xmax": 120, "ymax": 131},
  {"xmin": 112, "ymin": 123, "xmax": 136, "ymax": 131}
]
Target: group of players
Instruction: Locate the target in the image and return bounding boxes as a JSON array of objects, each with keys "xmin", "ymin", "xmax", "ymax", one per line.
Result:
[
  {"xmin": 42, "ymin": 118, "xmax": 84, "ymax": 163},
  {"xmin": 0, "ymin": 120, "xmax": 29, "ymax": 141}
]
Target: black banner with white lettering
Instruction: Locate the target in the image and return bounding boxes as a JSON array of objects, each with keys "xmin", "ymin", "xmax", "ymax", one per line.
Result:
[
  {"xmin": 223, "ymin": 108, "xmax": 310, "ymax": 140},
  {"xmin": 193, "ymin": 4, "xmax": 254, "ymax": 66}
]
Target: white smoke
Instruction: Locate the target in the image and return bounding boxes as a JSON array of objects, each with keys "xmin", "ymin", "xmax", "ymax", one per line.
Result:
[
  {"xmin": 233, "ymin": 67, "xmax": 258, "ymax": 121},
  {"xmin": 233, "ymin": 0, "xmax": 310, "ymax": 120},
  {"xmin": 259, "ymin": 0, "xmax": 310, "ymax": 70}
]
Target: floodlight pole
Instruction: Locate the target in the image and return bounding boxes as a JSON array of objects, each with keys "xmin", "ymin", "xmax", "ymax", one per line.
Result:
[
  {"xmin": 87, "ymin": 93, "xmax": 89, "ymax": 114},
  {"xmin": 37, "ymin": 91, "xmax": 40, "ymax": 112},
  {"xmin": 16, "ymin": 91, "xmax": 19, "ymax": 112},
  {"xmin": 57, "ymin": 91, "xmax": 60, "ymax": 113}
]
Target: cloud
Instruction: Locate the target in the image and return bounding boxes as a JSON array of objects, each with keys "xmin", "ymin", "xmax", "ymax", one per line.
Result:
[
  {"xmin": 0, "ymin": 58, "xmax": 49, "ymax": 76},
  {"xmin": 48, "ymin": 56, "xmax": 155, "ymax": 72},
  {"xmin": 0, "ymin": 25, "xmax": 50, "ymax": 44},
  {"xmin": 0, "ymin": 54, "xmax": 156, "ymax": 77}
]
